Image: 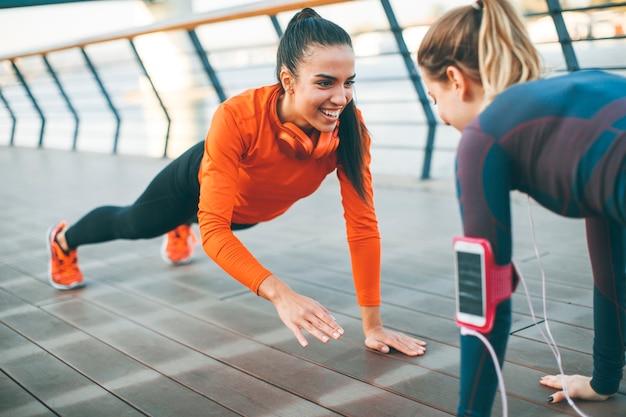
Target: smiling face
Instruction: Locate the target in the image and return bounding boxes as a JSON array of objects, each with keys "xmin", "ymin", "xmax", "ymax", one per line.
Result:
[{"xmin": 278, "ymin": 44, "xmax": 355, "ymax": 134}]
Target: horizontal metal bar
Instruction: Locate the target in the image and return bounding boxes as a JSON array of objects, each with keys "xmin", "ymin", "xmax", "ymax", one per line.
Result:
[{"xmin": 526, "ymin": 1, "xmax": 626, "ymax": 17}]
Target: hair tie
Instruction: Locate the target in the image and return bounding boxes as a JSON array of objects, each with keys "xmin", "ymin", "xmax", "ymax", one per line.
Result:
[{"xmin": 472, "ymin": 1, "xmax": 483, "ymax": 11}]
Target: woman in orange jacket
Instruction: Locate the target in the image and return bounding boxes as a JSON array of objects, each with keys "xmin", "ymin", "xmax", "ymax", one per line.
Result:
[{"xmin": 47, "ymin": 7, "xmax": 427, "ymax": 356}]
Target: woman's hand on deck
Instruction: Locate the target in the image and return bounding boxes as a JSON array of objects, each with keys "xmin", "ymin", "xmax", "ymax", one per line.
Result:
[
  {"xmin": 540, "ymin": 374, "xmax": 614, "ymax": 403},
  {"xmin": 360, "ymin": 306, "xmax": 426, "ymax": 357},
  {"xmin": 364, "ymin": 326, "xmax": 427, "ymax": 356}
]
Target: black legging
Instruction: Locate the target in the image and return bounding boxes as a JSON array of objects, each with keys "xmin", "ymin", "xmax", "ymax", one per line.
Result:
[
  {"xmin": 586, "ymin": 218, "xmax": 626, "ymax": 395},
  {"xmin": 65, "ymin": 141, "xmax": 205, "ymax": 249}
]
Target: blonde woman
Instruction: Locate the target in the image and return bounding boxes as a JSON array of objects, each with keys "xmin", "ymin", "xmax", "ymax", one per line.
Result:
[{"xmin": 418, "ymin": 0, "xmax": 624, "ymax": 415}]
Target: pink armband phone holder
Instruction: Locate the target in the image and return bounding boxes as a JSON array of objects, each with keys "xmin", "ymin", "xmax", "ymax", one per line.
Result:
[{"xmin": 453, "ymin": 236, "xmax": 513, "ymax": 333}]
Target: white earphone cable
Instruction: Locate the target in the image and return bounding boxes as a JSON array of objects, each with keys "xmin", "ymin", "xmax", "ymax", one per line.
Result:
[
  {"xmin": 521, "ymin": 196, "xmax": 590, "ymax": 417},
  {"xmin": 460, "ymin": 326, "xmax": 508, "ymax": 417},
  {"xmin": 458, "ymin": 197, "xmax": 594, "ymax": 417}
]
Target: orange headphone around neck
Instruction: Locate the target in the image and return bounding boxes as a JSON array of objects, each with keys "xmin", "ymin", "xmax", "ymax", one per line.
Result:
[{"xmin": 276, "ymin": 121, "xmax": 340, "ymax": 160}]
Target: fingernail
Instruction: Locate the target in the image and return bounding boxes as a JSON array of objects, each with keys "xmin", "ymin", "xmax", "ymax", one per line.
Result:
[
  {"xmin": 547, "ymin": 396, "xmax": 553, "ymax": 403},
  {"xmin": 338, "ymin": 327, "xmax": 344, "ymax": 335},
  {"xmin": 300, "ymin": 340, "xmax": 308, "ymax": 347},
  {"xmin": 322, "ymin": 336, "xmax": 329, "ymax": 343},
  {"xmin": 332, "ymin": 332, "xmax": 340, "ymax": 338}
]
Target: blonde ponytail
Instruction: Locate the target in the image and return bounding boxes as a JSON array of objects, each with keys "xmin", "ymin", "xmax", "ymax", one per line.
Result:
[
  {"xmin": 417, "ymin": 0, "xmax": 542, "ymax": 103},
  {"xmin": 479, "ymin": 0, "xmax": 542, "ymax": 102}
]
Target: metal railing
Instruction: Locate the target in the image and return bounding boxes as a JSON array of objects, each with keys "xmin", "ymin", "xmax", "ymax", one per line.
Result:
[{"xmin": 1, "ymin": 0, "xmax": 625, "ymax": 179}]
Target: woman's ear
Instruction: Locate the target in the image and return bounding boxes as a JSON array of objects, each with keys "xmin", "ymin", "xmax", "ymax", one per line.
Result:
[
  {"xmin": 445, "ymin": 66, "xmax": 471, "ymax": 101},
  {"xmin": 279, "ymin": 69, "xmax": 295, "ymax": 94}
]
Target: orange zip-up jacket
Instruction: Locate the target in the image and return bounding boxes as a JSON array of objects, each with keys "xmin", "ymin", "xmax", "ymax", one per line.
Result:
[{"xmin": 197, "ymin": 83, "xmax": 381, "ymax": 306}]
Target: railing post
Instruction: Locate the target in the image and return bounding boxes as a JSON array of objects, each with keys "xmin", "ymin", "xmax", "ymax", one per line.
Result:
[
  {"xmin": 187, "ymin": 29, "xmax": 227, "ymax": 103},
  {"xmin": 270, "ymin": 15, "xmax": 283, "ymax": 37},
  {"xmin": 379, "ymin": 0, "xmax": 438, "ymax": 180},
  {"xmin": 11, "ymin": 60, "xmax": 46, "ymax": 148},
  {"xmin": 80, "ymin": 46, "xmax": 122, "ymax": 154},
  {"xmin": 129, "ymin": 39, "xmax": 172, "ymax": 158},
  {"xmin": 546, "ymin": 0, "xmax": 580, "ymax": 71},
  {"xmin": 42, "ymin": 54, "xmax": 80, "ymax": 151},
  {"xmin": 0, "ymin": 86, "xmax": 17, "ymax": 146}
]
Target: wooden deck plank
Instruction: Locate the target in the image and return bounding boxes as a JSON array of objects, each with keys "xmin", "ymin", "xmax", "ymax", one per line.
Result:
[
  {"xmin": 0, "ymin": 363, "xmax": 57, "ymax": 417},
  {"xmin": 48, "ymin": 284, "xmax": 449, "ymax": 417},
  {"xmin": 1, "ymin": 293, "xmax": 241, "ymax": 417},
  {"xmin": 2, "ymin": 147, "xmax": 625, "ymax": 417},
  {"xmin": 84, "ymin": 273, "xmax": 597, "ymax": 416},
  {"xmin": 0, "ymin": 321, "xmax": 147, "ymax": 417},
  {"xmin": 92, "ymin": 249, "xmax": 608, "ymax": 378},
  {"xmin": 133, "ymin": 287, "xmax": 570, "ymax": 416},
  {"xmin": 42, "ymin": 297, "xmax": 342, "ymax": 417}
]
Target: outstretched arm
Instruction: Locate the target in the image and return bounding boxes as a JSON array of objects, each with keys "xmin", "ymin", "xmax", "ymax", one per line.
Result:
[
  {"xmin": 540, "ymin": 218, "xmax": 625, "ymax": 403},
  {"xmin": 540, "ymin": 218, "xmax": 625, "ymax": 402}
]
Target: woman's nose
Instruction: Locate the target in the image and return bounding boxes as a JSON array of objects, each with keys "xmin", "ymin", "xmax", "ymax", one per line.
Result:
[{"xmin": 331, "ymin": 86, "xmax": 349, "ymax": 106}]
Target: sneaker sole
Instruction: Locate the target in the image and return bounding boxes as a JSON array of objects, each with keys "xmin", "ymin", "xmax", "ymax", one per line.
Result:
[{"xmin": 46, "ymin": 224, "xmax": 86, "ymax": 290}]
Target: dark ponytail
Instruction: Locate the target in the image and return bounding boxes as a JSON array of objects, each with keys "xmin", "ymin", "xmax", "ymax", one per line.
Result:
[{"xmin": 337, "ymin": 101, "xmax": 369, "ymax": 205}]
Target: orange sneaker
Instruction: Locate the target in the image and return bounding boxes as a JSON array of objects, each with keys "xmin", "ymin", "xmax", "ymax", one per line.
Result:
[
  {"xmin": 160, "ymin": 224, "xmax": 198, "ymax": 265},
  {"xmin": 47, "ymin": 221, "xmax": 84, "ymax": 290}
]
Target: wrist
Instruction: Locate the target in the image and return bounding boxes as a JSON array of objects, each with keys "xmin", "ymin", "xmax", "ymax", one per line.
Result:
[
  {"xmin": 360, "ymin": 305, "xmax": 383, "ymax": 334},
  {"xmin": 257, "ymin": 274, "xmax": 288, "ymax": 303},
  {"xmin": 589, "ymin": 377, "xmax": 617, "ymax": 399}
]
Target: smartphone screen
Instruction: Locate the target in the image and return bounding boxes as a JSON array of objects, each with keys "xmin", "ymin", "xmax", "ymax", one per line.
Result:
[
  {"xmin": 454, "ymin": 240, "xmax": 487, "ymax": 328},
  {"xmin": 457, "ymin": 251, "xmax": 484, "ymax": 317}
]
